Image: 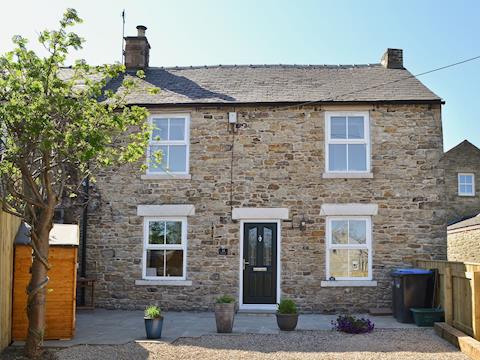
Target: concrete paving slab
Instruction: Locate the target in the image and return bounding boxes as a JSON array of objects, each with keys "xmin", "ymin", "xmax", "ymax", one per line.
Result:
[{"xmin": 12, "ymin": 309, "xmax": 417, "ymax": 347}]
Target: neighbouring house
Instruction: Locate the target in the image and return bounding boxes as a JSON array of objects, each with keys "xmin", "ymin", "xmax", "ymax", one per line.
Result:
[
  {"xmin": 80, "ymin": 25, "xmax": 446, "ymax": 312},
  {"xmin": 447, "ymin": 214, "xmax": 480, "ymax": 262},
  {"xmin": 440, "ymin": 140, "xmax": 480, "ymax": 224}
]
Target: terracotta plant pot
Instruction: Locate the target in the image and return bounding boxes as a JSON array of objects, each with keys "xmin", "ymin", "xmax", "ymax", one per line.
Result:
[
  {"xmin": 276, "ymin": 313, "xmax": 298, "ymax": 331},
  {"xmin": 214, "ymin": 302, "xmax": 235, "ymax": 333},
  {"xmin": 144, "ymin": 317, "xmax": 164, "ymax": 339}
]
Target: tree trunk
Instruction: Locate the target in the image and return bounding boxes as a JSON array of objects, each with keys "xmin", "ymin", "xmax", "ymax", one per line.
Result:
[{"xmin": 25, "ymin": 208, "xmax": 53, "ymax": 359}]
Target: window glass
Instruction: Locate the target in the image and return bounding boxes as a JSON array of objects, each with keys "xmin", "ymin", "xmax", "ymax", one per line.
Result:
[
  {"xmin": 329, "ymin": 144, "xmax": 347, "ymax": 171},
  {"xmin": 149, "ymin": 145, "xmax": 168, "ymax": 172},
  {"xmin": 331, "ymin": 220, "xmax": 348, "ymax": 244},
  {"xmin": 329, "ymin": 249, "xmax": 369, "ymax": 278},
  {"xmin": 166, "ymin": 221, "xmax": 182, "ymax": 244},
  {"xmin": 168, "ymin": 145, "xmax": 187, "ymax": 172},
  {"xmin": 146, "ymin": 250, "xmax": 165, "ymax": 277},
  {"xmin": 347, "ymin": 117, "xmax": 364, "ymax": 139},
  {"xmin": 152, "ymin": 118, "xmax": 168, "ymax": 141},
  {"xmin": 349, "ymin": 220, "xmax": 366, "ymax": 244},
  {"xmin": 169, "ymin": 118, "xmax": 185, "ymax": 140},
  {"xmin": 331, "ymin": 117, "xmax": 347, "ymax": 139},
  {"xmin": 165, "ymin": 250, "xmax": 183, "ymax": 276},
  {"xmin": 149, "ymin": 221, "xmax": 165, "ymax": 244},
  {"xmin": 348, "ymin": 144, "xmax": 367, "ymax": 171}
]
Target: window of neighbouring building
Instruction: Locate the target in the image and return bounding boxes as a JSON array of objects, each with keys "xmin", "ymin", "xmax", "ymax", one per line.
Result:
[
  {"xmin": 326, "ymin": 216, "xmax": 372, "ymax": 280},
  {"xmin": 142, "ymin": 217, "xmax": 187, "ymax": 280},
  {"xmin": 458, "ymin": 173, "xmax": 475, "ymax": 196},
  {"xmin": 325, "ymin": 112, "xmax": 370, "ymax": 173},
  {"xmin": 148, "ymin": 114, "xmax": 190, "ymax": 174}
]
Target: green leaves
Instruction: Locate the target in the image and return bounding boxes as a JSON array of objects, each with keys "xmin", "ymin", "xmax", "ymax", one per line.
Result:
[{"xmin": 0, "ymin": 8, "xmax": 152, "ymax": 220}]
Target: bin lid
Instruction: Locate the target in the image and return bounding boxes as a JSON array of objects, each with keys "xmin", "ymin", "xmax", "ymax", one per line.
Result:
[{"xmin": 391, "ymin": 268, "xmax": 432, "ymax": 276}]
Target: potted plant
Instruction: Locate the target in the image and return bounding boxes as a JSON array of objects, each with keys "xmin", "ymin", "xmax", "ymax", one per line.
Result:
[
  {"xmin": 144, "ymin": 305, "xmax": 163, "ymax": 339},
  {"xmin": 276, "ymin": 299, "xmax": 299, "ymax": 331},
  {"xmin": 214, "ymin": 295, "xmax": 236, "ymax": 333},
  {"xmin": 331, "ymin": 315, "xmax": 374, "ymax": 334}
]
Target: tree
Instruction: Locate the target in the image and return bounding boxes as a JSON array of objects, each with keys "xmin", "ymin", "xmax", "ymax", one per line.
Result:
[{"xmin": 0, "ymin": 9, "xmax": 155, "ymax": 358}]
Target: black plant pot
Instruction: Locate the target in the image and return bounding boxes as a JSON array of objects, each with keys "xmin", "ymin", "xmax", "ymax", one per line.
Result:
[
  {"xmin": 144, "ymin": 317, "xmax": 164, "ymax": 339},
  {"xmin": 276, "ymin": 313, "xmax": 298, "ymax": 331}
]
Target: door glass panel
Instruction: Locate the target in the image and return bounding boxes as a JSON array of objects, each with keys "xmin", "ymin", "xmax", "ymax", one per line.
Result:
[
  {"xmin": 331, "ymin": 220, "xmax": 348, "ymax": 244},
  {"xmin": 248, "ymin": 227, "xmax": 257, "ymax": 265},
  {"xmin": 165, "ymin": 250, "xmax": 183, "ymax": 276},
  {"xmin": 148, "ymin": 221, "xmax": 165, "ymax": 244},
  {"xmin": 263, "ymin": 227, "xmax": 272, "ymax": 266},
  {"xmin": 146, "ymin": 250, "xmax": 165, "ymax": 277}
]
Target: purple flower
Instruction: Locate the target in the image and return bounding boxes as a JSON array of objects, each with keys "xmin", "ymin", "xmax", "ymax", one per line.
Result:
[{"xmin": 331, "ymin": 315, "xmax": 375, "ymax": 334}]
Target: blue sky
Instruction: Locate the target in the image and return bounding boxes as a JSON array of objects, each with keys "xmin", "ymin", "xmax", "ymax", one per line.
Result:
[{"xmin": 1, "ymin": 0, "xmax": 479, "ymax": 150}]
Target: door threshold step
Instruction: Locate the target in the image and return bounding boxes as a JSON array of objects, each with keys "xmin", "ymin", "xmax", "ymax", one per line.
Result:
[{"xmin": 237, "ymin": 309, "xmax": 276, "ymax": 314}]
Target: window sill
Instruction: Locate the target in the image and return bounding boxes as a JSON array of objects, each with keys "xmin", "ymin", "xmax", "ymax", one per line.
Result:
[
  {"xmin": 323, "ymin": 172, "xmax": 373, "ymax": 179},
  {"xmin": 135, "ymin": 279, "xmax": 192, "ymax": 286},
  {"xmin": 321, "ymin": 280, "xmax": 377, "ymax": 287},
  {"xmin": 458, "ymin": 194, "xmax": 475, "ymax": 197},
  {"xmin": 141, "ymin": 174, "xmax": 192, "ymax": 180}
]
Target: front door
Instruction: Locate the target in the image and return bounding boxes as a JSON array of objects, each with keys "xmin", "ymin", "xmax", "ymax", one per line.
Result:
[{"xmin": 243, "ymin": 223, "xmax": 277, "ymax": 304}]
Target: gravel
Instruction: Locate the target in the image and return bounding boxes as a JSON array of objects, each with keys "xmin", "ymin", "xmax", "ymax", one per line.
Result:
[{"xmin": 50, "ymin": 329, "xmax": 468, "ymax": 360}]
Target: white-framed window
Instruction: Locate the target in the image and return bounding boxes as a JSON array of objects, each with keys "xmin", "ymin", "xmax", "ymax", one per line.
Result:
[
  {"xmin": 325, "ymin": 111, "xmax": 370, "ymax": 173},
  {"xmin": 147, "ymin": 114, "xmax": 190, "ymax": 174},
  {"xmin": 326, "ymin": 216, "xmax": 372, "ymax": 281},
  {"xmin": 142, "ymin": 217, "xmax": 187, "ymax": 280},
  {"xmin": 458, "ymin": 173, "xmax": 475, "ymax": 196}
]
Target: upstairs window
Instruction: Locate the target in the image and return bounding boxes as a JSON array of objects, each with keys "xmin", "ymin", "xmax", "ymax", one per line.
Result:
[
  {"xmin": 458, "ymin": 173, "xmax": 475, "ymax": 196},
  {"xmin": 148, "ymin": 114, "xmax": 190, "ymax": 174},
  {"xmin": 325, "ymin": 112, "xmax": 370, "ymax": 173}
]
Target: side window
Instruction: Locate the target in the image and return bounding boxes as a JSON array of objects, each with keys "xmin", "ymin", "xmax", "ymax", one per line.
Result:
[
  {"xmin": 325, "ymin": 112, "xmax": 370, "ymax": 173},
  {"xmin": 326, "ymin": 217, "xmax": 372, "ymax": 280},
  {"xmin": 148, "ymin": 115, "xmax": 190, "ymax": 174},
  {"xmin": 458, "ymin": 173, "xmax": 475, "ymax": 196}
]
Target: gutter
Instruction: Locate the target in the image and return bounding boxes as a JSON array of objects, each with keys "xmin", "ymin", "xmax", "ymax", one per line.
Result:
[{"xmin": 80, "ymin": 175, "xmax": 89, "ymax": 305}]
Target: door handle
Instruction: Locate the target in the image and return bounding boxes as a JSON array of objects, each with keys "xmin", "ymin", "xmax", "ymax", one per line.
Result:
[{"xmin": 243, "ymin": 259, "xmax": 249, "ymax": 270}]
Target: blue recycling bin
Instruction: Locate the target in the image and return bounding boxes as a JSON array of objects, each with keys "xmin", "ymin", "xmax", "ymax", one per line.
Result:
[{"xmin": 391, "ymin": 268, "xmax": 433, "ymax": 323}]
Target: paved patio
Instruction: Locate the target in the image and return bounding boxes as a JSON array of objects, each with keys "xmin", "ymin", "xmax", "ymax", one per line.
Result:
[{"xmin": 13, "ymin": 309, "xmax": 417, "ymax": 347}]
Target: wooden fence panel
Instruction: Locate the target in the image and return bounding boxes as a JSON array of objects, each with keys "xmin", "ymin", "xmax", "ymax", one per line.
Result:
[
  {"xmin": 416, "ymin": 259, "xmax": 480, "ymax": 340},
  {"xmin": 0, "ymin": 210, "xmax": 21, "ymax": 352}
]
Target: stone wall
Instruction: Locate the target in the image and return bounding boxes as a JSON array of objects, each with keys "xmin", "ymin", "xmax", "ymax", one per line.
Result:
[
  {"xmin": 448, "ymin": 228, "xmax": 480, "ymax": 262},
  {"xmin": 441, "ymin": 141, "xmax": 480, "ymax": 223},
  {"xmin": 85, "ymin": 103, "xmax": 446, "ymax": 312}
]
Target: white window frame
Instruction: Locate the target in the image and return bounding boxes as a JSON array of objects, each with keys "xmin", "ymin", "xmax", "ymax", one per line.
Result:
[
  {"xmin": 142, "ymin": 217, "xmax": 187, "ymax": 281},
  {"xmin": 325, "ymin": 111, "xmax": 371, "ymax": 174},
  {"xmin": 325, "ymin": 216, "xmax": 373, "ymax": 281},
  {"xmin": 458, "ymin": 173, "xmax": 475, "ymax": 196},
  {"xmin": 147, "ymin": 114, "xmax": 190, "ymax": 175}
]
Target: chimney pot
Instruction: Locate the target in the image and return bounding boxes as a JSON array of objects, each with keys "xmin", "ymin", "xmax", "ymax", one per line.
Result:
[
  {"xmin": 124, "ymin": 25, "xmax": 150, "ymax": 70},
  {"xmin": 381, "ymin": 48, "xmax": 403, "ymax": 69},
  {"xmin": 136, "ymin": 25, "xmax": 147, "ymax": 37}
]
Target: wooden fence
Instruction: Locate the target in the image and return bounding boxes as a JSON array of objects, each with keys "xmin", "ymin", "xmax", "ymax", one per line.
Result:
[
  {"xmin": 416, "ymin": 259, "xmax": 480, "ymax": 340},
  {"xmin": 0, "ymin": 210, "xmax": 21, "ymax": 352}
]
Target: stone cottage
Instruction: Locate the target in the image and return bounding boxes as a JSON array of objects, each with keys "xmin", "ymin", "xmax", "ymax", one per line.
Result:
[
  {"xmin": 440, "ymin": 140, "xmax": 480, "ymax": 224},
  {"xmin": 83, "ymin": 25, "xmax": 446, "ymax": 312}
]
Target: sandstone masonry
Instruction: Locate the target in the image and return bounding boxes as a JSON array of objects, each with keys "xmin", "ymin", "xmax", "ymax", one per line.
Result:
[{"xmin": 85, "ymin": 103, "xmax": 446, "ymax": 312}]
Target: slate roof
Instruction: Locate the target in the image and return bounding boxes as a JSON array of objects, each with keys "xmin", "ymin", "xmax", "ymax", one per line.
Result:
[
  {"xmin": 448, "ymin": 214, "xmax": 480, "ymax": 231},
  {"xmin": 442, "ymin": 140, "xmax": 480, "ymax": 160},
  {"xmin": 98, "ymin": 64, "xmax": 441, "ymax": 106}
]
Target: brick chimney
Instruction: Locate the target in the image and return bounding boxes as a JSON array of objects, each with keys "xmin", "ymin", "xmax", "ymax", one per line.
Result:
[
  {"xmin": 381, "ymin": 48, "xmax": 403, "ymax": 69},
  {"xmin": 124, "ymin": 25, "xmax": 150, "ymax": 70}
]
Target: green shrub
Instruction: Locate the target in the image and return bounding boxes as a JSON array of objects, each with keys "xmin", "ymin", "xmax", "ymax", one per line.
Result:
[
  {"xmin": 144, "ymin": 305, "xmax": 162, "ymax": 319},
  {"xmin": 277, "ymin": 299, "xmax": 298, "ymax": 314},
  {"xmin": 216, "ymin": 295, "xmax": 235, "ymax": 304}
]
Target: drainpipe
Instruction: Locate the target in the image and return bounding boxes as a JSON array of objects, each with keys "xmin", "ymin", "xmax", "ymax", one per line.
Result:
[{"xmin": 80, "ymin": 175, "xmax": 89, "ymax": 305}]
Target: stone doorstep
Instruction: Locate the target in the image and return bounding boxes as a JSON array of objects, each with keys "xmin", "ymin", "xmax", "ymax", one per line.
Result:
[{"xmin": 434, "ymin": 322, "xmax": 480, "ymax": 359}]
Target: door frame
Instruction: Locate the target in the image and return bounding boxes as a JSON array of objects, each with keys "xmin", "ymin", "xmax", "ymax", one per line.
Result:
[{"xmin": 239, "ymin": 219, "xmax": 281, "ymax": 311}]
